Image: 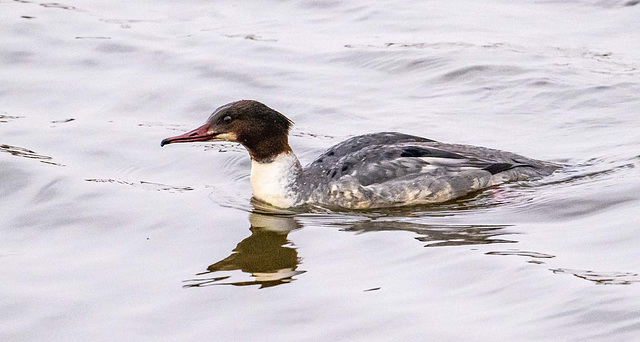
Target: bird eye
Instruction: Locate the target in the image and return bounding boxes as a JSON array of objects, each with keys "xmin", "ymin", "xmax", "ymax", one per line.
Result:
[{"xmin": 223, "ymin": 115, "xmax": 232, "ymax": 124}]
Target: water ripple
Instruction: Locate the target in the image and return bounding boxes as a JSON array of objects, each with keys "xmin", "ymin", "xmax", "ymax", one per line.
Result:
[
  {"xmin": 0, "ymin": 144, "xmax": 63, "ymax": 166},
  {"xmin": 551, "ymin": 268, "xmax": 640, "ymax": 285},
  {"xmin": 0, "ymin": 113, "xmax": 24, "ymax": 123},
  {"xmin": 85, "ymin": 178, "xmax": 194, "ymax": 193},
  {"xmin": 486, "ymin": 249, "xmax": 556, "ymax": 259}
]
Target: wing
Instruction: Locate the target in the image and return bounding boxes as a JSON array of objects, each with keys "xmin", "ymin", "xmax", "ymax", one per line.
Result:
[{"xmin": 306, "ymin": 141, "xmax": 536, "ymax": 187}]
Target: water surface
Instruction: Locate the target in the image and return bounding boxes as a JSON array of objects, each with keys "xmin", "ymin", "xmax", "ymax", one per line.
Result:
[{"xmin": 1, "ymin": 0, "xmax": 640, "ymax": 340}]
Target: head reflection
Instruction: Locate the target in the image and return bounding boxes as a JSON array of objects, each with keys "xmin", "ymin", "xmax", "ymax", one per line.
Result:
[{"xmin": 184, "ymin": 212, "xmax": 305, "ymax": 289}]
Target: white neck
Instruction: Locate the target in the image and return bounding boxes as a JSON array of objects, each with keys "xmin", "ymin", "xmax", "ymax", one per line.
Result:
[{"xmin": 250, "ymin": 152, "xmax": 302, "ymax": 208}]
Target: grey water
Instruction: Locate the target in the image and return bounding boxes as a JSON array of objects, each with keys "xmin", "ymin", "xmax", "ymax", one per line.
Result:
[{"xmin": 1, "ymin": 0, "xmax": 640, "ymax": 340}]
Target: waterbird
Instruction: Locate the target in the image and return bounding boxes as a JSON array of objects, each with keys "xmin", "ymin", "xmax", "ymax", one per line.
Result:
[{"xmin": 161, "ymin": 100, "xmax": 558, "ymax": 209}]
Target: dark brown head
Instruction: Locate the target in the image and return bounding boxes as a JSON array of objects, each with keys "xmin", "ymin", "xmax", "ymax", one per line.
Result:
[{"xmin": 161, "ymin": 100, "xmax": 293, "ymax": 162}]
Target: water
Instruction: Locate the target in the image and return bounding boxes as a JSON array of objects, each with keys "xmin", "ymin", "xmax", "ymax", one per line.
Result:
[{"xmin": 1, "ymin": 0, "xmax": 640, "ymax": 340}]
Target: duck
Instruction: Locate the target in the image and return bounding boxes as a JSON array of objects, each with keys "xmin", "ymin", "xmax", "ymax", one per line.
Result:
[{"xmin": 161, "ymin": 100, "xmax": 559, "ymax": 209}]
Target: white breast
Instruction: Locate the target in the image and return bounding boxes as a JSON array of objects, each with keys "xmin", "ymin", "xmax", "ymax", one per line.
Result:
[{"xmin": 250, "ymin": 153, "xmax": 301, "ymax": 208}]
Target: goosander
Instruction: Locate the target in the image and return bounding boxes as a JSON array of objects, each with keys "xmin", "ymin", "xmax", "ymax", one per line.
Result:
[{"xmin": 161, "ymin": 100, "xmax": 558, "ymax": 209}]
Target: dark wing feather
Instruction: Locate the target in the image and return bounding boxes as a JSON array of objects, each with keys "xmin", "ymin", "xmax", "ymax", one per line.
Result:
[{"xmin": 482, "ymin": 163, "xmax": 517, "ymax": 175}]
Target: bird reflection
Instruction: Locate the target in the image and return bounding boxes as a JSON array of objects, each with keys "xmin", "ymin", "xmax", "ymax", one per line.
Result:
[
  {"xmin": 333, "ymin": 220, "xmax": 515, "ymax": 247},
  {"xmin": 184, "ymin": 201, "xmax": 516, "ymax": 289},
  {"xmin": 183, "ymin": 212, "xmax": 305, "ymax": 289}
]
